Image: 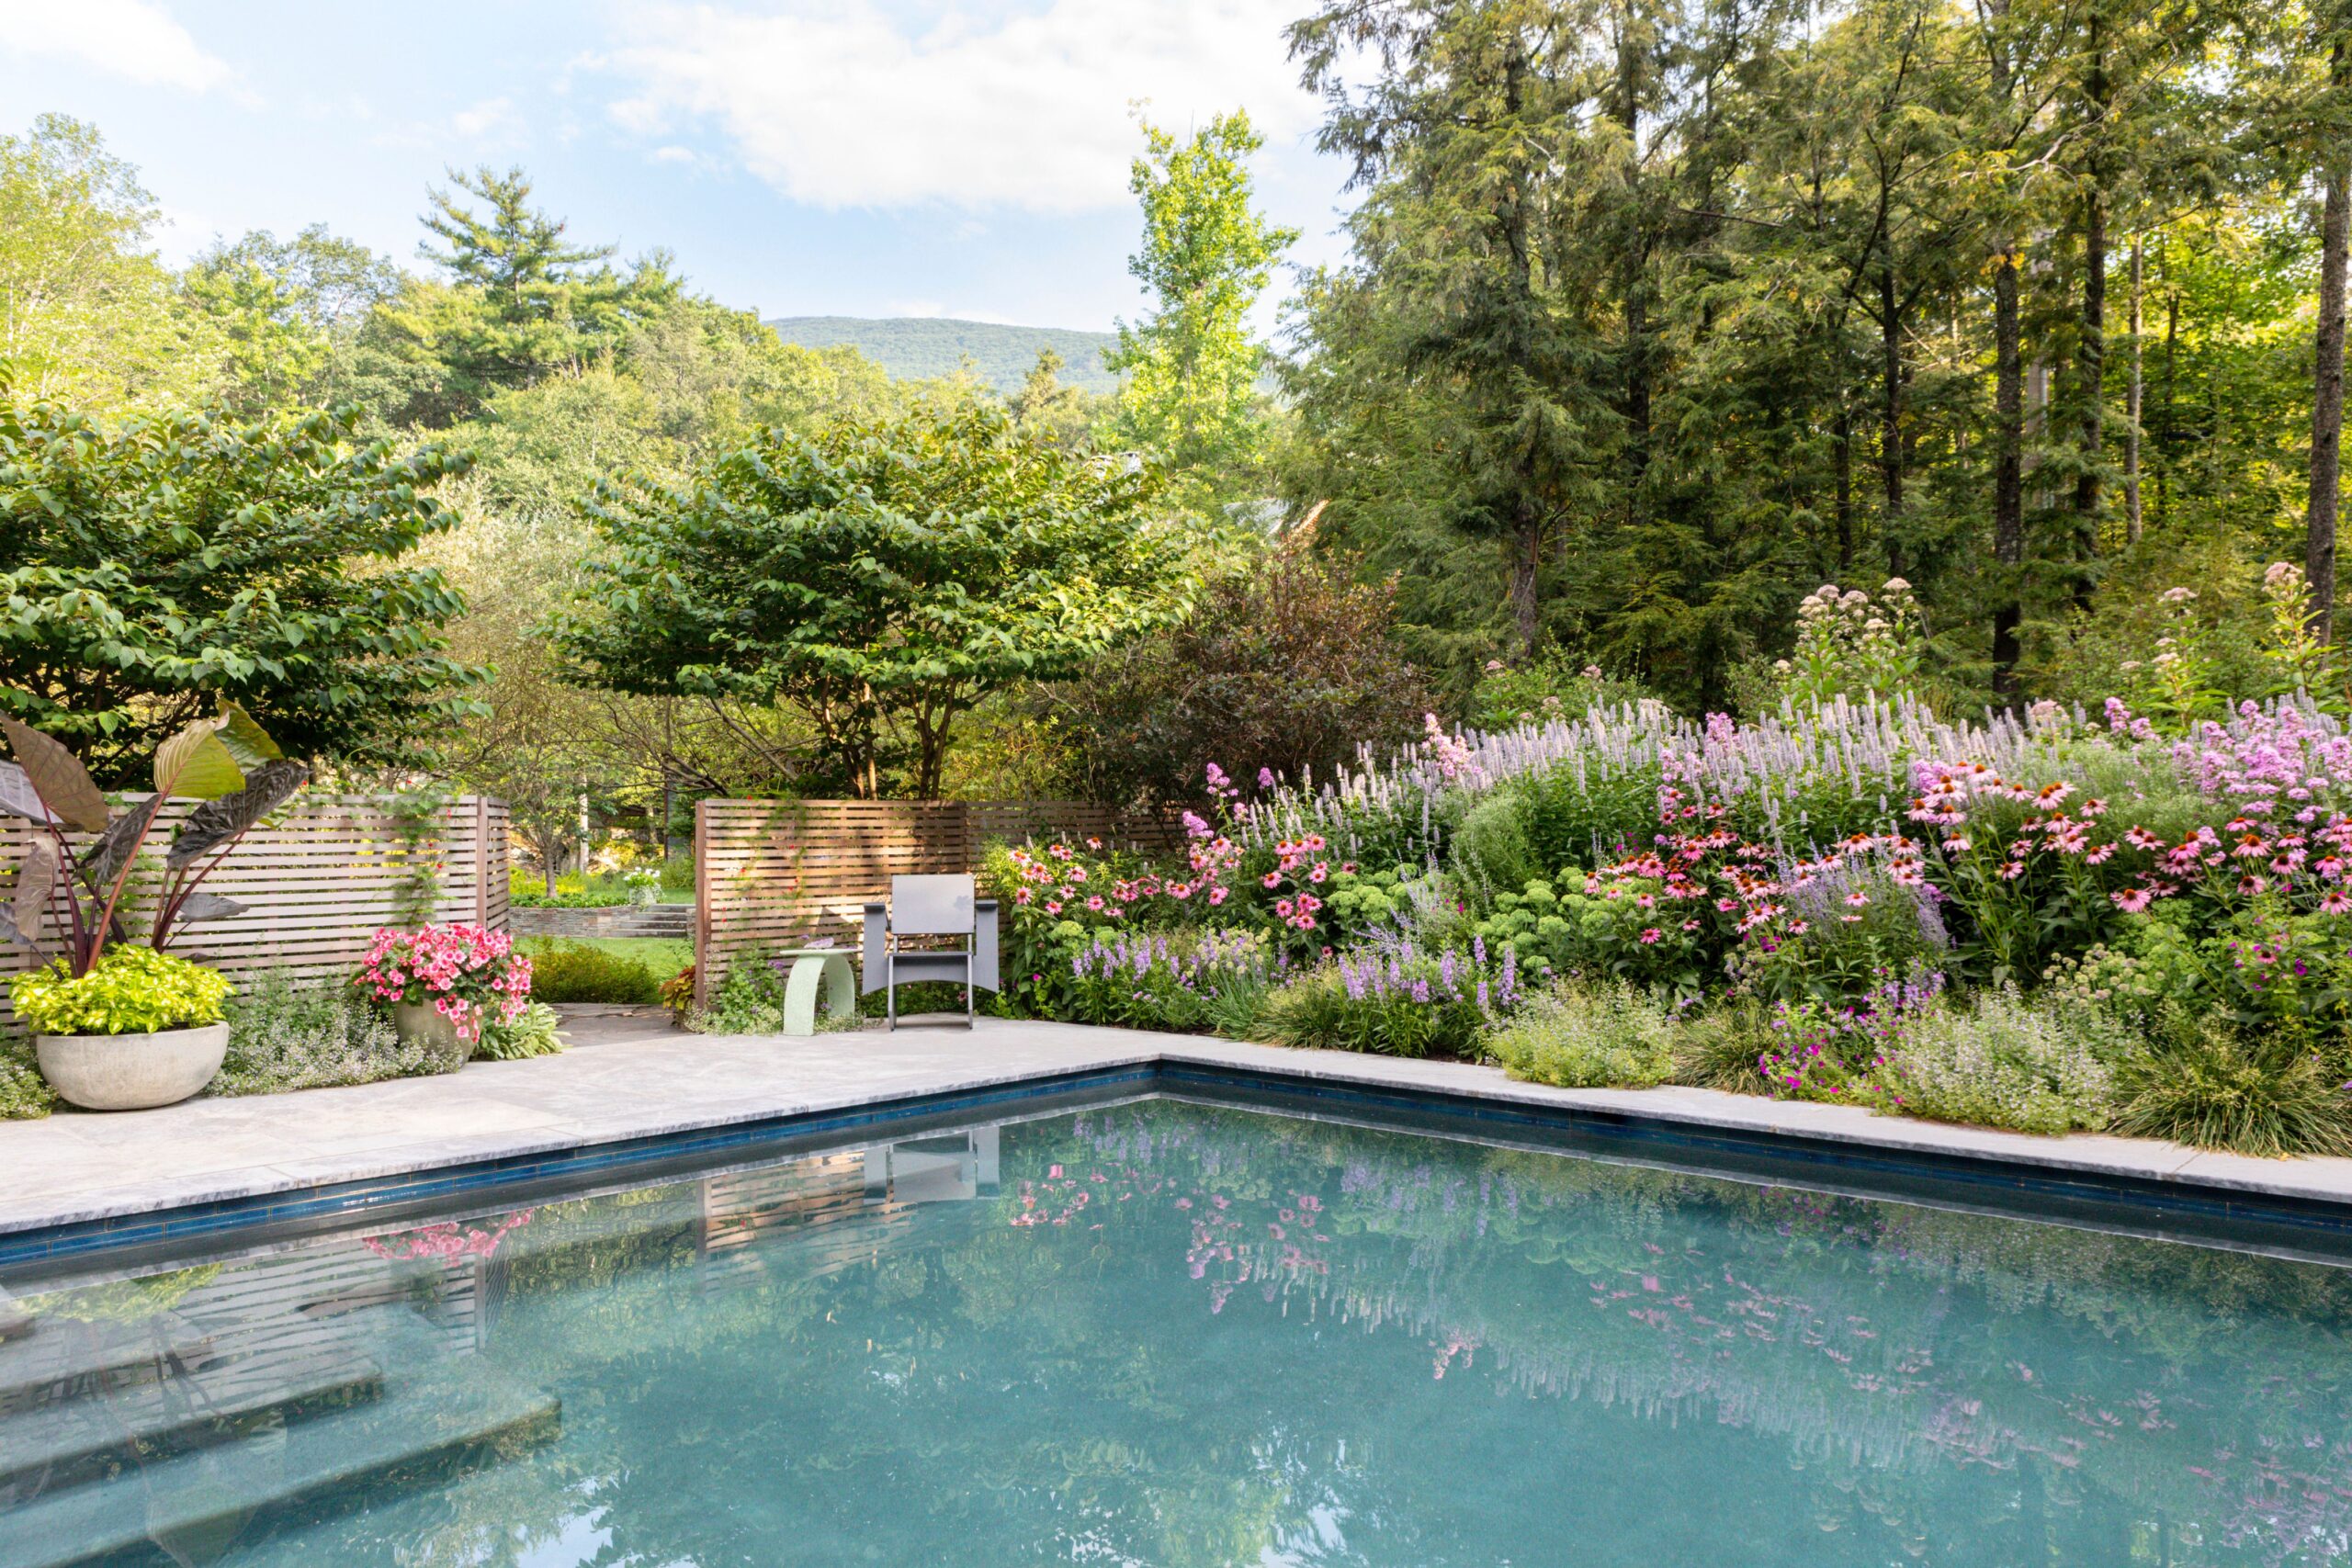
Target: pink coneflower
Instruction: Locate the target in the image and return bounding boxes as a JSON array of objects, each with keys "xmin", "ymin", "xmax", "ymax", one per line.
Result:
[
  {"xmin": 1639, "ymin": 928, "xmax": 1663, "ymax": 944},
  {"xmin": 2324, "ymin": 889, "xmax": 2352, "ymax": 915},
  {"xmin": 1844, "ymin": 891, "xmax": 1871, "ymax": 908}
]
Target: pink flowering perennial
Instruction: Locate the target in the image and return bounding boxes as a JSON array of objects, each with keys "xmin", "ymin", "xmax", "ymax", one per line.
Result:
[{"xmin": 354, "ymin": 922, "xmax": 532, "ymax": 1042}]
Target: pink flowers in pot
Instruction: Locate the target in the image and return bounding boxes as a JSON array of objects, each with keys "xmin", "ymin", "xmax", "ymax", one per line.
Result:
[{"xmin": 354, "ymin": 922, "xmax": 531, "ymax": 1042}]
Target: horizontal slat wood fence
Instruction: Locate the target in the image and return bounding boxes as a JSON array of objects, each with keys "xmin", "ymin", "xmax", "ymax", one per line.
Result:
[
  {"xmin": 695, "ymin": 798, "xmax": 1182, "ymax": 1005},
  {"xmin": 2, "ymin": 794, "xmax": 510, "ymax": 1028}
]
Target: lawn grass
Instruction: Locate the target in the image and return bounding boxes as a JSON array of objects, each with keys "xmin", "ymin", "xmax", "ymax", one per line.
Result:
[{"xmin": 518, "ymin": 935, "xmax": 693, "ymax": 985}]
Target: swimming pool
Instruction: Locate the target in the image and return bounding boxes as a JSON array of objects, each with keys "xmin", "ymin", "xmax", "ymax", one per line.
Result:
[{"xmin": 5, "ymin": 1092, "xmax": 2350, "ymax": 1566}]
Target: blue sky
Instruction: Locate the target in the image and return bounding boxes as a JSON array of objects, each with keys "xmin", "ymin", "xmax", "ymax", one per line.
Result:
[{"xmin": 0, "ymin": 0, "xmax": 1359, "ymax": 333}]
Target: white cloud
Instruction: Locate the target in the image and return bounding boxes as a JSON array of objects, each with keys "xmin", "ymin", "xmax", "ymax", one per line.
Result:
[
  {"xmin": 0, "ymin": 0, "xmax": 230, "ymax": 91},
  {"xmin": 450, "ymin": 96, "xmax": 518, "ymax": 139},
  {"xmin": 600, "ymin": 0, "xmax": 1320, "ymax": 211}
]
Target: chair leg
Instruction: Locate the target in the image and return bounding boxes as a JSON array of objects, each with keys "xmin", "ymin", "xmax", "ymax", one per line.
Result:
[
  {"xmin": 967, "ymin": 960, "xmax": 976, "ymax": 1029},
  {"xmin": 886, "ymin": 953, "xmax": 896, "ymax": 1032}
]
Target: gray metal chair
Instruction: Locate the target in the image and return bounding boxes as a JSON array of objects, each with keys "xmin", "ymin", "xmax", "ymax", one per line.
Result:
[{"xmin": 862, "ymin": 874, "xmax": 1000, "ymax": 1029}]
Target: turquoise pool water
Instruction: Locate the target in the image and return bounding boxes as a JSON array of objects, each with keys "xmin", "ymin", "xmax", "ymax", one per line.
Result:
[{"xmin": 6, "ymin": 1097, "xmax": 2352, "ymax": 1566}]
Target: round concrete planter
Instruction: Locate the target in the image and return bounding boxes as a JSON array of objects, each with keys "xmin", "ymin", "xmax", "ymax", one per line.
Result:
[
  {"xmin": 392, "ymin": 1002, "xmax": 478, "ymax": 1070},
  {"xmin": 36, "ymin": 1022, "xmax": 230, "ymax": 1111}
]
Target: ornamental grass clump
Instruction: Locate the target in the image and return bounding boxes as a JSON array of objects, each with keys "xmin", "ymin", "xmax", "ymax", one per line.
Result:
[
  {"xmin": 354, "ymin": 923, "xmax": 531, "ymax": 1043},
  {"xmin": 2110, "ymin": 1010, "xmax": 2352, "ymax": 1157}
]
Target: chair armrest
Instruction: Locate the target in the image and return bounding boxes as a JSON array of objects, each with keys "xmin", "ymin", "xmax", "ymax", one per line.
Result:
[
  {"xmin": 973, "ymin": 899, "xmax": 1000, "ymax": 992},
  {"xmin": 862, "ymin": 902, "xmax": 888, "ymax": 994}
]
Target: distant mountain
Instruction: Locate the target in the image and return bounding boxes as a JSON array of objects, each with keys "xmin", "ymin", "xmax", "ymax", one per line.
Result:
[{"xmin": 763, "ymin": 315, "xmax": 1121, "ymax": 398}]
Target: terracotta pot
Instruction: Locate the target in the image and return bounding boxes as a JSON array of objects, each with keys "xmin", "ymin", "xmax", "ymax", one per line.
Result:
[
  {"xmin": 392, "ymin": 1002, "xmax": 478, "ymax": 1069},
  {"xmin": 36, "ymin": 1022, "xmax": 230, "ymax": 1111}
]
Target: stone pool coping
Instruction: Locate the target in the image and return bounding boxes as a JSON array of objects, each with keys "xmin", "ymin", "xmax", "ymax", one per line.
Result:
[{"xmin": 4, "ymin": 1018, "xmax": 2351, "ymax": 1254}]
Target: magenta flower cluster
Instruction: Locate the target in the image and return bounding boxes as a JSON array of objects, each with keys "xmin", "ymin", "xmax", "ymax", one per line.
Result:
[{"xmin": 354, "ymin": 922, "xmax": 531, "ymax": 1042}]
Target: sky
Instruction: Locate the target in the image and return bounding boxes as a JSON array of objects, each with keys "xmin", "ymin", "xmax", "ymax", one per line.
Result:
[{"xmin": 0, "ymin": 0, "xmax": 1362, "ymax": 334}]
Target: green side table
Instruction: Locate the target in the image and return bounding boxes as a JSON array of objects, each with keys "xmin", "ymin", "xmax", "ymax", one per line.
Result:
[{"xmin": 774, "ymin": 948, "xmax": 858, "ymax": 1036}]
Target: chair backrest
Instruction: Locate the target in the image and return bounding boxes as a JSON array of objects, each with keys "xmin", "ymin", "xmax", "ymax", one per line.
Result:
[{"xmin": 890, "ymin": 874, "xmax": 976, "ymax": 936}]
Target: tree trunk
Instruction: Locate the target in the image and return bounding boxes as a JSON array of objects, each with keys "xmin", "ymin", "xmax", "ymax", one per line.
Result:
[
  {"xmin": 2074, "ymin": 9, "xmax": 2108, "ymax": 608},
  {"xmin": 2312, "ymin": 37, "xmax": 2350, "ymax": 648},
  {"xmin": 2126, "ymin": 233, "xmax": 2143, "ymax": 544},
  {"xmin": 1881, "ymin": 263, "xmax": 1904, "ymax": 579},
  {"xmin": 1992, "ymin": 250, "xmax": 2026, "ymax": 702},
  {"xmin": 1834, "ymin": 406, "xmax": 1855, "ymax": 570},
  {"xmin": 2160, "ymin": 274, "xmax": 2177, "ymax": 530},
  {"xmin": 2075, "ymin": 190, "xmax": 2106, "ymax": 605},
  {"xmin": 1508, "ymin": 502, "xmax": 1544, "ymax": 654},
  {"xmin": 1615, "ymin": 9, "xmax": 1650, "ymax": 522}
]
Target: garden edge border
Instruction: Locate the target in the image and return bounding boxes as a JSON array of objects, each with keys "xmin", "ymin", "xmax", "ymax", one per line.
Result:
[{"xmin": 10, "ymin": 1041, "xmax": 2352, "ymax": 1273}]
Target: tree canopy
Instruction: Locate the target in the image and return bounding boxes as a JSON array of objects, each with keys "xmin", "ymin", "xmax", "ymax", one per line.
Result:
[
  {"xmin": 1107, "ymin": 110, "xmax": 1295, "ymax": 509},
  {"xmin": 0, "ymin": 398, "xmax": 484, "ymax": 784},
  {"xmin": 551, "ymin": 400, "xmax": 1195, "ymax": 796}
]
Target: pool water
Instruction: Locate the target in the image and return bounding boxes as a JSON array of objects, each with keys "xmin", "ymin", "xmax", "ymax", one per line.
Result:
[{"xmin": 6, "ymin": 1097, "xmax": 2352, "ymax": 1567}]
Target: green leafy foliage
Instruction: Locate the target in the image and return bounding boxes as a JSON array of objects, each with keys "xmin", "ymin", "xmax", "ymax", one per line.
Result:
[
  {"xmin": 1, "ymin": 701, "xmax": 306, "ymax": 975},
  {"xmin": 1878, "ymin": 987, "xmax": 2123, "ymax": 1137},
  {"xmin": 520, "ymin": 940, "xmax": 662, "ymax": 1005},
  {"xmin": 0, "ymin": 397, "xmax": 483, "ymax": 783},
  {"xmin": 556, "ymin": 399, "xmax": 1193, "ymax": 797},
  {"xmin": 0, "ymin": 1040, "xmax": 52, "ymax": 1118},
  {"xmin": 11, "ymin": 945, "xmax": 230, "ymax": 1036},
  {"xmin": 215, "ymin": 968, "xmax": 438, "ymax": 1094},
  {"xmin": 1485, "ymin": 982, "xmax": 1679, "ymax": 1089},
  {"xmin": 1106, "ymin": 110, "xmax": 1294, "ymax": 506},
  {"xmin": 478, "ymin": 1000, "xmax": 566, "ymax": 1060}
]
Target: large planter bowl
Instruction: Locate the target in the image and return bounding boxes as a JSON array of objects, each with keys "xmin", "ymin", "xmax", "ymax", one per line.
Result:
[
  {"xmin": 392, "ymin": 1002, "xmax": 478, "ymax": 1070},
  {"xmin": 36, "ymin": 1022, "xmax": 230, "ymax": 1111}
]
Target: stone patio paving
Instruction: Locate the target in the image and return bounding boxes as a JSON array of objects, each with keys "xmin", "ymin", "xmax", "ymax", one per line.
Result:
[{"xmin": 6, "ymin": 1018, "xmax": 2352, "ymax": 1237}]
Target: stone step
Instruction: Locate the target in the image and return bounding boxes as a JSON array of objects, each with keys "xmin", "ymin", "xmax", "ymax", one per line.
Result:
[
  {"xmin": 0, "ymin": 1312, "xmax": 215, "ymax": 1408},
  {"xmin": 0, "ymin": 1326, "xmax": 560, "ymax": 1568},
  {"xmin": 0, "ymin": 1336, "xmax": 386, "ymax": 1492}
]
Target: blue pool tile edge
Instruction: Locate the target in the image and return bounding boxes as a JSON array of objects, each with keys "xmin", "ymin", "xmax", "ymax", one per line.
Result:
[{"xmin": 11, "ymin": 1050, "xmax": 2352, "ymax": 1271}]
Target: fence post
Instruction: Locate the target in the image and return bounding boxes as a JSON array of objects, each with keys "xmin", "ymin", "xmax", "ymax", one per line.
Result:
[
  {"xmin": 693, "ymin": 798, "xmax": 710, "ymax": 1011},
  {"xmin": 473, "ymin": 795, "xmax": 491, "ymax": 927}
]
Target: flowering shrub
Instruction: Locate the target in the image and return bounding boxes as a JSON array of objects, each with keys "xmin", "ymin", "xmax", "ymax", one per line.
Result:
[
  {"xmin": 1773, "ymin": 579, "xmax": 1925, "ymax": 707},
  {"xmin": 1876, "ymin": 986, "xmax": 2120, "ymax": 1136},
  {"xmin": 354, "ymin": 923, "xmax": 531, "ymax": 1042}
]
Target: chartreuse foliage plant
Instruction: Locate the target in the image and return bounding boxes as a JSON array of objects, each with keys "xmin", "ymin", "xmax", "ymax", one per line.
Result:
[
  {"xmin": 11, "ymin": 945, "xmax": 231, "ymax": 1036},
  {"xmin": 1486, "ymin": 982, "xmax": 1679, "ymax": 1089}
]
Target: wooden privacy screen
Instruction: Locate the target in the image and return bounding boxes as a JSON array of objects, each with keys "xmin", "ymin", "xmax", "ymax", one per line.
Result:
[
  {"xmin": 1, "ymin": 794, "xmax": 511, "ymax": 1026},
  {"xmin": 695, "ymin": 798, "xmax": 1182, "ymax": 1005}
]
